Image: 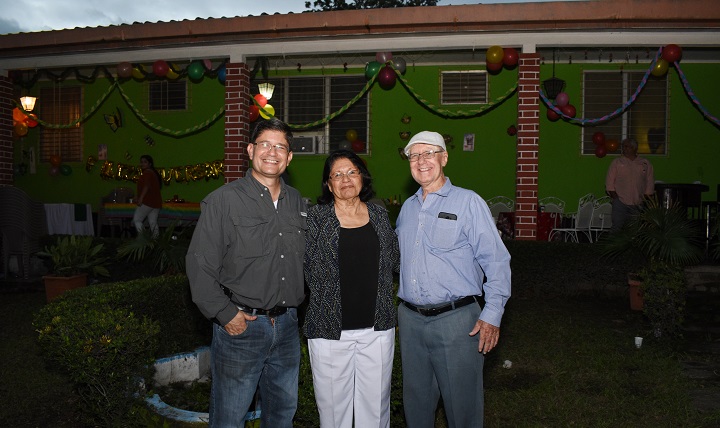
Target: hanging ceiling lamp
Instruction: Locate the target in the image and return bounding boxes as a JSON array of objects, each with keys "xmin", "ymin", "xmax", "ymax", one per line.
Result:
[
  {"xmin": 20, "ymin": 95, "xmax": 37, "ymax": 112},
  {"xmin": 258, "ymin": 83, "xmax": 275, "ymax": 100},
  {"xmin": 542, "ymin": 49, "xmax": 566, "ymax": 100}
]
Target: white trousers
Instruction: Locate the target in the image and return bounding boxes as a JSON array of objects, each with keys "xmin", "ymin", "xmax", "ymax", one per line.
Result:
[
  {"xmin": 132, "ymin": 204, "xmax": 159, "ymax": 238},
  {"xmin": 308, "ymin": 327, "xmax": 395, "ymax": 428}
]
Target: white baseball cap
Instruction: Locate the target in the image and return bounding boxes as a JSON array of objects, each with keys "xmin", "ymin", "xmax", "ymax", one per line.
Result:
[{"xmin": 404, "ymin": 131, "xmax": 447, "ymax": 155}]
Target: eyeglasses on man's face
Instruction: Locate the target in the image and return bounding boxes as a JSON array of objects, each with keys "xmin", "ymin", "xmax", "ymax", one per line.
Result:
[
  {"xmin": 254, "ymin": 141, "xmax": 291, "ymax": 154},
  {"xmin": 330, "ymin": 169, "xmax": 361, "ymax": 181},
  {"xmin": 407, "ymin": 149, "xmax": 445, "ymax": 162}
]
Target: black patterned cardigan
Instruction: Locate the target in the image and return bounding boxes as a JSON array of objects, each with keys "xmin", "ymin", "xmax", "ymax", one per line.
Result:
[{"xmin": 302, "ymin": 201, "xmax": 400, "ymax": 340}]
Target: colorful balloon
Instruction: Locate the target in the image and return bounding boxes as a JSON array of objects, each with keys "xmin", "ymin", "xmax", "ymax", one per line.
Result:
[
  {"xmin": 187, "ymin": 61, "xmax": 205, "ymax": 81},
  {"xmin": 339, "ymin": 140, "xmax": 352, "ymax": 150},
  {"xmin": 547, "ymin": 108, "xmax": 560, "ymax": 122},
  {"xmin": 345, "ymin": 129, "xmax": 358, "ymax": 142},
  {"xmin": 217, "ymin": 65, "xmax": 226, "ymax": 84},
  {"xmin": 365, "ymin": 61, "xmax": 381, "ymax": 80},
  {"xmin": 486, "ymin": 45, "xmax": 504, "ymax": 64},
  {"xmin": 595, "ymin": 145, "xmax": 607, "ymax": 158},
  {"xmin": 49, "ymin": 166, "xmax": 60, "ymax": 176},
  {"xmin": 254, "ymin": 94, "xmax": 268, "ymax": 107},
  {"xmin": 555, "ymin": 92, "xmax": 569, "ymax": 107},
  {"xmin": 116, "ymin": 62, "xmax": 133, "ymax": 78},
  {"xmin": 605, "ymin": 139, "xmax": 619, "ymax": 152},
  {"xmin": 392, "ymin": 57, "xmax": 407, "ymax": 74},
  {"xmin": 376, "ymin": 51, "xmax": 393, "ymax": 64},
  {"xmin": 486, "ymin": 60, "xmax": 503, "ymax": 73},
  {"xmin": 25, "ymin": 113, "xmax": 39, "ymax": 128},
  {"xmin": 661, "ymin": 44, "xmax": 682, "ymax": 63},
  {"xmin": 651, "ymin": 59, "xmax": 669, "ymax": 77},
  {"xmin": 592, "ymin": 131, "xmax": 606, "ymax": 146},
  {"xmin": 60, "ymin": 164, "xmax": 72, "ymax": 176},
  {"xmin": 560, "ymin": 104, "xmax": 576, "ymax": 118},
  {"xmin": 259, "ymin": 104, "xmax": 275, "ymax": 119},
  {"xmin": 13, "ymin": 107, "xmax": 27, "ymax": 123},
  {"xmin": 166, "ymin": 66, "xmax": 180, "ymax": 80},
  {"xmin": 502, "ymin": 48, "xmax": 519, "ymax": 68},
  {"xmin": 14, "ymin": 121, "xmax": 28, "ymax": 136},
  {"xmin": 378, "ymin": 65, "xmax": 397, "ymax": 89},
  {"xmin": 50, "ymin": 154, "xmax": 62, "ymax": 166},
  {"xmin": 249, "ymin": 105, "xmax": 260, "ymax": 122},
  {"xmin": 351, "ymin": 140, "xmax": 366, "ymax": 152},
  {"xmin": 152, "ymin": 60, "xmax": 169, "ymax": 77},
  {"xmin": 132, "ymin": 65, "xmax": 146, "ymax": 80}
]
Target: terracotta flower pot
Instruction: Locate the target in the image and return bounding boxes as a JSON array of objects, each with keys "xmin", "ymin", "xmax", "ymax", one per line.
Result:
[{"xmin": 43, "ymin": 273, "xmax": 88, "ymax": 302}]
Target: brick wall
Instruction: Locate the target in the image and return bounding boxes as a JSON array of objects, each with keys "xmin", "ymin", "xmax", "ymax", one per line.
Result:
[
  {"xmin": 515, "ymin": 54, "xmax": 540, "ymax": 240},
  {"xmin": 223, "ymin": 63, "xmax": 251, "ymax": 183},
  {"xmin": 0, "ymin": 76, "xmax": 14, "ymax": 186}
]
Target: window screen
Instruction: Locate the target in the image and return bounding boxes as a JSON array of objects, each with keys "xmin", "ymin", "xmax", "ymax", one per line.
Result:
[
  {"xmin": 39, "ymin": 85, "xmax": 83, "ymax": 163},
  {"xmin": 440, "ymin": 70, "xmax": 488, "ymax": 104}
]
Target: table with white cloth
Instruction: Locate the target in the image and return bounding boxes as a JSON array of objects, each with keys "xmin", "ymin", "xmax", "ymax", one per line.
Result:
[{"xmin": 43, "ymin": 203, "xmax": 94, "ymax": 236}]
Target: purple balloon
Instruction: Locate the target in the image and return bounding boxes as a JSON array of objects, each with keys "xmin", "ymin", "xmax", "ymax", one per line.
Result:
[
  {"xmin": 376, "ymin": 51, "xmax": 393, "ymax": 64},
  {"xmin": 378, "ymin": 65, "xmax": 397, "ymax": 90},
  {"xmin": 555, "ymin": 92, "xmax": 569, "ymax": 107},
  {"xmin": 116, "ymin": 62, "xmax": 133, "ymax": 79}
]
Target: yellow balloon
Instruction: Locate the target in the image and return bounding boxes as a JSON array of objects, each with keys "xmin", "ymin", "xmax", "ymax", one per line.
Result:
[
  {"xmin": 486, "ymin": 45, "xmax": 504, "ymax": 64},
  {"xmin": 651, "ymin": 59, "xmax": 669, "ymax": 77},
  {"xmin": 345, "ymin": 129, "xmax": 358, "ymax": 143},
  {"xmin": 259, "ymin": 104, "xmax": 275, "ymax": 119},
  {"xmin": 132, "ymin": 65, "xmax": 146, "ymax": 80}
]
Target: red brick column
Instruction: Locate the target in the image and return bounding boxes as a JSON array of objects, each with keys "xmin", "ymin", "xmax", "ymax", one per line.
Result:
[
  {"xmin": 223, "ymin": 63, "xmax": 251, "ymax": 183},
  {"xmin": 514, "ymin": 54, "xmax": 540, "ymax": 240},
  {"xmin": 0, "ymin": 76, "xmax": 14, "ymax": 186}
]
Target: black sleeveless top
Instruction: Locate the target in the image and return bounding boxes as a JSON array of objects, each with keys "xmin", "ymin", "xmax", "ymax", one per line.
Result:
[{"xmin": 339, "ymin": 222, "xmax": 380, "ymax": 330}]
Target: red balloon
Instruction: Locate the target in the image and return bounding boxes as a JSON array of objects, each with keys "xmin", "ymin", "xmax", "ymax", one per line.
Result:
[
  {"xmin": 14, "ymin": 122, "xmax": 28, "ymax": 136},
  {"xmin": 13, "ymin": 107, "xmax": 27, "ymax": 123},
  {"xmin": 605, "ymin": 139, "xmax": 619, "ymax": 152},
  {"xmin": 486, "ymin": 60, "xmax": 503, "ymax": 74},
  {"xmin": 595, "ymin": 145, "xmax": 607, "ymax": 158},
  {"xmin": 25, "ymin": 113, "xmax": 39, "ymax": 128},
  {"xmin": 547, "ymin": 108, "xmax": 560, "ymax": 122},
  {"xmin": 249, "ymin": 105, "xmax": 260, "ymax": 122},
  {"xmin": 254, "ymin": 94, "xmax": 268, "ymax": 108},
  {"xmin": 502, "ymin": 48, "xmax": 519, "ymax": 68},
  {"xmin": 152, "ymin": 60, "xmax": 169, "ymax": 77},
  {"xmin": 560, "ymin": 104, "xmax": 576, "ymax": 118},
  {"xmin": 351, "ymin": 140, "xmax": 366, "ymax": 152},
  {"xmin": 378, "ymin": 65, "xmax": 397, "ymax": 89},
  {"xmin": 592, "ymin": 131, "xmax": 605, "ymax": 146},
  {"xmin": 661, "ymin": 44, "xmax": 682, "ymax": 63},
  {"xmin": 50, "ymin": 155, "xmax": 62, "ymax": 167}
]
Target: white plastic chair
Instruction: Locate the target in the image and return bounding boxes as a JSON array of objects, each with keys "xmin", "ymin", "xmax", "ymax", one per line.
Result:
[
  {"xmin": 539, "ymin": 196, "xmax": 566, "ymax": 214},
  {"xmin": 590, "ymin": 196, "xmax": 612, "ymax": 241},
  {"xmin": 487, "ymin": 196, "xmax": 515, "ymax": 223},
  {"xmin": 548, "ymin": 193, "xmax": 595, "ymax": 243}
]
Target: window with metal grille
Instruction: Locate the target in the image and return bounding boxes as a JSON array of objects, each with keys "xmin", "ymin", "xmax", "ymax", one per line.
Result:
[
  {"xmin": 148, "ymin": 80, "xmax": 187, "ymax": 111},
  {"xmin": 39, "ymin": 85, "xmax": 83, "ymax": 163},
  {"xmin": 582, "ymin": 71, "xmax": 668, "ymax": 155},
  {"xmin": 440, "ymin": 70, "xmax": 488, "ymax": 104},
  {"xmin": 250, "ymin": 74, "xmax": 369, "ymax": 154}
]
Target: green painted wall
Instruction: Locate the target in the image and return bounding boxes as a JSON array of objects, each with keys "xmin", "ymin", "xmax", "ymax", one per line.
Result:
[{"xmin": 12, "ymin": 61, "xmax": 720, "ymax": 215}]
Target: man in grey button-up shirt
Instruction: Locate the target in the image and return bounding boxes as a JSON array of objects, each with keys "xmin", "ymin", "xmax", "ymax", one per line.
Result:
[{"xmin": 186, "ymin": 118, "xmax": 307, "ymax": 427}]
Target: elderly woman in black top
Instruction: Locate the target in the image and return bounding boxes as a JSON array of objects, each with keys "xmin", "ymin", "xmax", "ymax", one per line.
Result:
[{"xmin": 303, "ymin": 149, "xmax": 400, "ymax": 428}]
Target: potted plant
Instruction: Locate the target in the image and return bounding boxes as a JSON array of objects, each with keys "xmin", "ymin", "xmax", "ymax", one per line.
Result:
[
  {"xmin": 600, "ymin": 197, "xmax": 705, "ymax": 338},
  {"xmin": 38, "ymin": 235, "xmax": 110, "ymax": 302}
]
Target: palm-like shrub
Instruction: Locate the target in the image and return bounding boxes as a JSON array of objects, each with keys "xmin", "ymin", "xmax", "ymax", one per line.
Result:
[
  {"xmin": 117, "ymin": 221, "xmax": 192, "ymax": 275},
  {"xmin": 600, "ymin": 197, "xmax": 705, "ymax": 338}
]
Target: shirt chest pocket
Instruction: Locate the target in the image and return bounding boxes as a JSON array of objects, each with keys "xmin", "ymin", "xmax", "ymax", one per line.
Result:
[
  {"xmin": 428, "ymin": 217, "xmax": 460, "ymax": 250},
  {"xmin": 230, "ymin": 215, "xmax": 270, "ymax": 258},
  {"xmin": 284, "ymin": 215, "xmax": 308, "ymax": 255}
]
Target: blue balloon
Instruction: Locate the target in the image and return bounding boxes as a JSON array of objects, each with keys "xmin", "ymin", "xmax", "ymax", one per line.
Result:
[{"xmin": 217, "ymin": 65, "xmax": 226, "ymax": 84}]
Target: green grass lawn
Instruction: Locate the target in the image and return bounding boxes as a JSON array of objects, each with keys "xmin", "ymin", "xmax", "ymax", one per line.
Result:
[{"xmin": 2, "ymin": 240, "xmax": 719, "ymax": 427}]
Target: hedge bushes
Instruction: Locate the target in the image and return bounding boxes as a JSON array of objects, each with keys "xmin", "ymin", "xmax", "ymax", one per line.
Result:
[{"xmin": 33, "ymin": 275, "xmax": 211, "ymax": 426}]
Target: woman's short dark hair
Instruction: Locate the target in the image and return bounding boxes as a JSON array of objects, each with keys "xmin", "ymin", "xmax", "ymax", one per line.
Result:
[
  {"xmin": 317, "ymin": 149, "xmax": 375, "ymax": 205},
  {"xmin": 250, "ymin": 117, "xmax": 294, "ymax": 149}
]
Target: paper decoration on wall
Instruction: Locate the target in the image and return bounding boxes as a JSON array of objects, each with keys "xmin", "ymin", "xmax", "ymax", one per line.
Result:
[
  {"xmin": 104, "ymin": 107, "xmax": 123, "ymax": 132},
  {"xmin": 145, "ymin": 135, "xmax": 155, "ymax": 146},
  {"xmin": 96, "ymin": 159, "xmax": 224, "ymax": 184}
]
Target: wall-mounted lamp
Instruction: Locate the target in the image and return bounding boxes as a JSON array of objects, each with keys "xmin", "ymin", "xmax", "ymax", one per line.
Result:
[
  {"xmin": 20, "ymin": 96, "xmax": 37, "ymax": 112},
  {"xmin": 258, "ymin": 83, "xmax": 275, "ymax": 100}
]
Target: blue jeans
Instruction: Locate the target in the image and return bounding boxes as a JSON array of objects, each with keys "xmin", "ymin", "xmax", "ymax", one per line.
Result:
[
  {"xmin": 610, "ymin": 198, "xmax": 641, "ymax": 232},
  {"xmin": 210, "ymin": 308, "xmax": 300, "ymax": 428},
  {"xmin": 398, "ymin": 302, "xmax": 485, "ymax": 428}
]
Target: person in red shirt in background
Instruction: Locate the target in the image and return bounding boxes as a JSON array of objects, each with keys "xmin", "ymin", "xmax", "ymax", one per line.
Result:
[
  {"xmin": 133, "ymin": 154, "xmax": 163, "ymax": 238},
  {"xmin": 605, "ymin": 138, "xmax": 655, "ymax": 232}
]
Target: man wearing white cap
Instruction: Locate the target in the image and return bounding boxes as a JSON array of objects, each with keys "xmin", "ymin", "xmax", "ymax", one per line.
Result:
[{"xmin": 395, "ymin": 130, "xmax": 511, "ymax": 428}]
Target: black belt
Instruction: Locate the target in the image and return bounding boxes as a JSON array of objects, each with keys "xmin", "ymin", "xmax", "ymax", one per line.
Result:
[
  {"xmin": 402, "ymin": 296, "xmax": 479, "ymax": 317},
  {"xmin": 236, "ymin": 304, "xmax": 288, "ymax": 317}
]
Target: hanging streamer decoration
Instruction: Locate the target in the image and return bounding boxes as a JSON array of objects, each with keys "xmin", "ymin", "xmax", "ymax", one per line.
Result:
[
  {"xmin": 96, "ymin": 158, "xmax": 224, "ymax": 184},
  {"xmin": 672, "ymin": 62, "xmax": 720, "ymax": 127}
]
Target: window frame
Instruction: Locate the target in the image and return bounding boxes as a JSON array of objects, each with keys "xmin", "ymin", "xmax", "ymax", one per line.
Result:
[
  {"xmin": 38, "ymin": 85, "xmax": 84, "ymax": 163},
  {"xmin": 440, "ymin": 70, "xmax": 489, "ymax": 105}
]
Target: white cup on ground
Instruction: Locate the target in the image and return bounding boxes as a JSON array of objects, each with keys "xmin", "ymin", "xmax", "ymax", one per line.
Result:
[{"xmin": 634, "ymin": 336, "xmax": 643, "ymax": 348}]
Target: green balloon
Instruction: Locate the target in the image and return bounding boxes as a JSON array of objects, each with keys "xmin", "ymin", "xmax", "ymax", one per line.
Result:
[
  {"xmin": 365, "ymin": 61, "xmax": 381, "ymax": 80},
  {"xmin": 187, "ymin": 61, "xmax": 205, "ymax": 81},
  {"xmin": 60, "ymin": 164, "xmax": 72, "ymax": 176}
]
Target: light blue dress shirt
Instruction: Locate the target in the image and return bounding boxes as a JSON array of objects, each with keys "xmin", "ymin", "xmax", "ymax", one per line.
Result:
[{"xmin": 396, "ymin": 178, "xmax": 511, "ymax": 327}]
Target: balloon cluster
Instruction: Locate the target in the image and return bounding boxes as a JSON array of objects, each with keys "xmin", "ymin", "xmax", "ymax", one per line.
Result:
[
  {"xmin": 96, "ymin": 159, "xmax": 224, "ymax": 184},
  {"xmin": 546, "ymin": 92, "xmax": 577, "ymax": 122},
  {"xmin": 12, "ymin": 107, "xmax": 39, "ymax": 137},
  {"xmin": 651, "ymin": 44, "xmax": 682, "ymax": 77},
  {"xmin": 46, "ymin": 154, "xmax": 74, "ymax": 177},
  {"xmin": 249, "ymin": 94, "xmax": 275, "ymax": 122},
  {"xmin": 485, "ymin": 46, "xmax": 519, "ymax": 74},
  {"xmin": 590, "ymin": 132, "xmax": 620, "ymax": 158},
  {"xmin": 364, "ymin": 52, "xmax": 407, "ymax": 90},
  {"xmin": 338, "ymin": 129, "xmax": 366, "ymax": 152},
  {"xmin": 116, "ymin": 59, "xmax": 226, "ymax": 84}
]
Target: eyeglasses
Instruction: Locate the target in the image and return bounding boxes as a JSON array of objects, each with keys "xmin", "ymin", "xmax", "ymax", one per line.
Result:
[
  {"xmin": 254, "ymin": 141, "xmax": 290, "ymax": 154},
  {"xmin": 330, "ymin": 169, "xmax": 361, "ymax": 181},
  {"xmin": 407, "ymin": 149, "xmax": 445, "ymax": 162}
]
